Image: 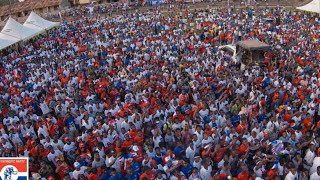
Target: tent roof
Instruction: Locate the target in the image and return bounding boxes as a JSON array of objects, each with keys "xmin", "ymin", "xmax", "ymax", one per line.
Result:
[
  {"xmin": 0, "ymin": 32, "xmax": 20, "ymax": 50},
  {"xmin": 237, "ymin": 39, "xmax": 270, "ymax": 51},
  {"xmin": 23, "ymin": 11, "xmax": 60, "ymax": 31},
  {"xmin": 296, "ymin": 0, "xmax": 320, "ymax": 13},
  {"xmin": 1, "ymin": 17, "xmax": 39, "ymax": 41}
]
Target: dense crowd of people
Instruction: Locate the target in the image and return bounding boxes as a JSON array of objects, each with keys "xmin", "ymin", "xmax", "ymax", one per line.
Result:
[{"xmin": 0, "ymin": 3, "xmax": 319, "ymax": 180}]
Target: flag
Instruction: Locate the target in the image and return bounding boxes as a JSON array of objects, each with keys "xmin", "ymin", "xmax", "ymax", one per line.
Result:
[{"xmin": 271, "ymin": 140, "xmax": 284, "ymax": 155}]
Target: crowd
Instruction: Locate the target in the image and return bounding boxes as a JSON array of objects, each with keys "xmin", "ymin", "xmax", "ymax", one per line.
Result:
[{"xmin": 0, "ymin": 4, "xmax": 319, "ymax": 180}]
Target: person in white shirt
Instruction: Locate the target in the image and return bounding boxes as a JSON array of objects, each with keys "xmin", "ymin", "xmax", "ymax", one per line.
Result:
[
  {"xmin": 163, "ymin": 160, "xmax": 181, "ymax": 177},
  {"xmin": 120, "ymin": 118, "xmax": 130, "ymax": 132},
  {"xmin": 21, "ymin": 122, "xmax": 37, "ymax": 139},
  {"xmin": 93, "ymin": 143, "xmax": 106, "ymax": 158},
  {"xmin": 72, "ymin": 162, "xmax": 87, "ymax": 180},
  {"xmin": 192, "ymin": 155, "xmax": 202, "ymax": 170},
  {"xmin": 310, "ymin": 155, "xmax": 320, "ymax": 175},
  {"xmin": 254, "ymin": 160, "xmax": 266, "ymax": 178},
  {"xmin": 0, "ymin": 138, "xmax": 13, "ymax": 150},
  {"xmin": 38, "ymin": 124, "xmax": 49, "ymax": 137},
  {"xmin": 189, "ymin": 167, "xmax": 201, "ymax": 180},
  {"xmin": 8, "ymin": 129, "xmax": 22, "ymax": 145},
  {"xmin": 304, "ymin": 144, "xmax": 316, "ymax": 169},
  {"xmin": 40, "ymin": 101, "xmax": 50, "ymax": 115},
  {"xmin": 51, "ymin": 136, "xmax": 64, "ymax": 150},
  {"xmin": 266, "ymin": 117, "xmax": 279, "ymax": 131},
  {"xmin": 284, "ymin": 165, "xmax": 298, "ymax": 180},
  {"xmin": 218, "ymin": 154, "xmax": 229, "ymax": 169},
  {"xmin": 201, "ymin": 133, "xmax": 213, "ymax": 148},
  {"xmin": 153, "ymin": 133, "xmax": 163, "ymax": 148},
  {"xmin": 200, "ymin": 159, "xmax": 212, "ymax": 180},
  {"xmin": 63, "ymin": 137, "xmax": 76, "ymax": 153},
  {"xmin": 310, "ymin": 166, "xmax": 320, "ymax": 180},
  {"xmin": 92, "ymin": 152, "xmax": 105, "ymax": 168},
  {"xmin": 105, "ymin": 150, "xmax": 121, "ymax": 171},
  {"xmin": 82, "ymin": 115, "xmax": 93, "ymax": 130},
  {"xmin": 41, "ymin": 136, "xmax": 52, "ymax": 148},
  {"xmin": 191, "ymin": 134, "xmax": 201, "ymax": 154},
  {"xmin": 186, "ymin": 142, "xmax": 196, "ymax": 164},
  {"xmin": 46, "ymin": 113, "xmax": 57, "ymax": 124},
  {"xmin": 194, "ymin": 126, "xmax": 203, "ymax": 142},
  {"xmin": 47, "ymin": 145, "xmax": 63, "ymax": 164}
]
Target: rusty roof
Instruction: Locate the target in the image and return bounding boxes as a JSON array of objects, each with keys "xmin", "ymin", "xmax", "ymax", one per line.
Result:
[{"xmin": 0, "ymin": 0, "xmax": 60, "ymax": 17}]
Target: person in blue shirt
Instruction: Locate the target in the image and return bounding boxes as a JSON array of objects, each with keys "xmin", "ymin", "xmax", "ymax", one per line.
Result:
[
  {"xmin": 108, "ymin": 168, "xmax": 123, "ymax": 180},
  {"xmin": 262, "ymin": 74, "xmax": 271, "ymax": 88},
  {"xmin": 31, "ymin": 101, "xmax": 42, "ymax": 116},
  {"xmin": 257, "ymin": 113, "xmax": 268, "ymax": 123},
  {"xmin": 78, "ymin": 155, "xmax": 88, "ymax": 167},
  {"xmin": 64, "ymin": 112, "xmax": 75, "ymax": 126},
  {"xmin": 153, "ymin": 147, "xmax": 164, "ymax": 165},
  {"xmin": 124, "ymin": 169, "xmax": 135, "ymax": 180},
  {"xmin": 231, "ymin": 115, "xmax": 241, "ymax": 127},
  {"xmin": 131, "ymin": 161, "xmax": 142, "ymax": 178},
  {"xmin": 98, "ymin": 167, "xmax": 108, "ymax": 180},
  {"xmin": 180, "ymin": 159, "xmax": 193, "ymax": 177},
  {"xmin": 173, "ymin": 141, "xmax": 185, "ymax": 158}
]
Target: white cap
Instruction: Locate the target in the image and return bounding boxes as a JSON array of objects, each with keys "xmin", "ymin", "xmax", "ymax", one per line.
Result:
[
  {"xmin": 74, "ymin": 162, "xmax": 80, "ymax": 168},
  {"xmin": 132, "ymin": 145, "xmax": 139, "ymax": 152}
]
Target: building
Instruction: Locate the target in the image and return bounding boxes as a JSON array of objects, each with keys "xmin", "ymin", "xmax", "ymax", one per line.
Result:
[
  {"xmin": 0, "ymin": 0, "xmax": 61, "ymax": 22},
  {"xmin": 73, "ymin": 0, "xmax": 117, "ymax": 5}
]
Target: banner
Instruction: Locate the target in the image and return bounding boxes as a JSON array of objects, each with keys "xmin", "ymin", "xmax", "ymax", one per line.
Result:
[{"xmin": 0, "ymin": 157, "xmax": 29, "ymax": 180}]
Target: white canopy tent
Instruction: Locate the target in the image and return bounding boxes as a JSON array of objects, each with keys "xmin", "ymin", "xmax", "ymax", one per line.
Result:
[
  {"xmin": 296, "ymin": 0, "xmax": 320, "ymax": 13},
  {"xmin": 23, "ymin": 11, "xmax": 60, "ymax": 32},
  {"xmin": 0, "ymin": 33, "xmax": 20, "ymax": 50},
  {"xmin": 1, "ymin": 17, "xmax": 40, "ymax": 41},
  {"xmin": 0, "ymin": 13, "xmax": 60, "ymax": 50}
]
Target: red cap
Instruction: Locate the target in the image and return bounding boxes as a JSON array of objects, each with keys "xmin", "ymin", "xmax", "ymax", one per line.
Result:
[
  {"xmin": 64, "ymin": 137, "xmax": 70, "ymax": 142},
  {"xmin": 47, "ymin": 176, "xmax": 55, "ymax": 180}
]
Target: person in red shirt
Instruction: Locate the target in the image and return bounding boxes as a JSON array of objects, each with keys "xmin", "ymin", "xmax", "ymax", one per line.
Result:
[
  {"xmin": 237, "ymin": 164, "xmax": 251, "ymax": 180},
  {"xmin": 173, "ymin": 110, "xmax": 185, "ymax": 122},
  {"xmin": 238, "ymin": 138, "xmax": 250, "ymax": 156},
  {"xmin": 178, "ymin": 91, "xmax": 189, "ymax": 106},
  {"xmin": 302, "ymin": 113, "xmax": 313, "ymax": 131},
  {"xmin": 162, "ymin": 149, "xmax": 175, "ymax": 165},
  {"xmin": 85, "ymin": 130, "xmax": 98, "ymax": 149},
  {"xmin": 76, "ymin": 142, "xmax": 91, "ymax": 157},
  {"xmin": 140, "ymin": 167, "xmax": 156, "ymax": 180},
  {"xmin": 122, "ymin": 134, "xmax": 133, "ymax": 149},
  {"xmin": 236, "ymin": 119, "xmax": 248, "ymax": 134},
  {"xmin": 88, "ymin": 168, "xmax": 99, "ymax": 180},
  {"xmin": 133, "ymin": 130, "xmax": 144, "ymax": 145},
  {"xmin": 55, "ymin": 159, "xmax": 71, "ymax": 179},
  {"xmin": 130, "ymin": 144, "xmax": 143, "ymax": 162},
  {"xmin": 28, "ymin": 140, "xmax": 38, "ymax": 157},
  {"xmin": 36, "ymin": 144, "xmax": 49, "ymax": 158},
  {"xmin": 211, "ymin": 144, "xmax": 228, "ymax": 163},
  {"xmin": 128, "ymin": 123, "xmax": 138, "ymax": 139}
]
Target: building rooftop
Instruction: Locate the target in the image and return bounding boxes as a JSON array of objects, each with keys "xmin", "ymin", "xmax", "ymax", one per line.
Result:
[{"xmin": 0, "ymin": 0, "xmax": 60, "ymax": 17}]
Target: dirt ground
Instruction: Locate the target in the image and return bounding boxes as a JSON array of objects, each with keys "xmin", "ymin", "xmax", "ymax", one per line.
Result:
[
  {"xmin": 61, "ymin": 0, "xmax": 304, "ymax": 22},
  {"xmin": 0, "ymin": 0, "xmax": 307, "ymax": 28}
]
